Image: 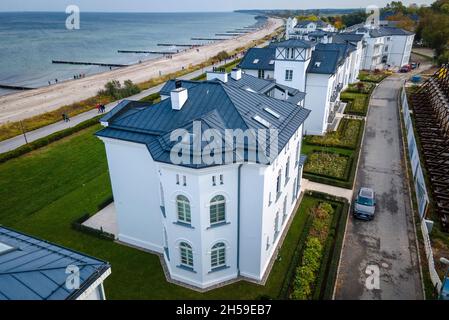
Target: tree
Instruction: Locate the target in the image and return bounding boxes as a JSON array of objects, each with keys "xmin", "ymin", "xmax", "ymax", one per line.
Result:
[{"xmin": 387, "ymin": 12, "xmax": 416, "ymax": 31}]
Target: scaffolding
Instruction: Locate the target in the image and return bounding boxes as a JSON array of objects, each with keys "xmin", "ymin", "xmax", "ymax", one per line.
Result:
[{"xmin": 410, "ymin": 64, "xmax": 449, "ymax": 231}]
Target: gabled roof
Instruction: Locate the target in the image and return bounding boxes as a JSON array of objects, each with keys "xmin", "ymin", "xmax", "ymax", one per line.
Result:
[
  {"xmin": 269, "ymin": 39, "xmax": 314, "ymax": 49},
  {"xmin": 307, "ymin": 50, "xmax": 341, "ymax": 75},
  {"xmin": 97, "ymin": 81, "xmax": 310, "ymax": 169},
  {"xmin": 239, "ymin": 47, "xmax": 276, "ymax": 71},
  {"xmin": 333, "ymin": 33, "xmax": 364, "ymax": 44},
  {"xmin": 307, "ymin": 43, "xmax": 355, "ymax": 75},
  {"xmin": 0, "ymin": 226, "xmax": 110, "ymax": 300}
]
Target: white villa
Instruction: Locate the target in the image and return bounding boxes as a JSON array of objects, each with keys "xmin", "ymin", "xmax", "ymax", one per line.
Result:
[
  {"xmin": 286, "ymin": 18, "xmax": 337, "ymax": 39},
  {"xmin": 96, "ymin": 77, "xmax": 310, "ymax": 290}
]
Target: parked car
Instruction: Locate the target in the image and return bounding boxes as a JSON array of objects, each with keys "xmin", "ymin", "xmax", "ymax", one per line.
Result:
[
  {"xmin": 400, "ymin": 65, "xmax": 412, "ymax": 73},
  {"xmin": 353, "ymin": 187, "xmax": 376, "ymax": 221}
]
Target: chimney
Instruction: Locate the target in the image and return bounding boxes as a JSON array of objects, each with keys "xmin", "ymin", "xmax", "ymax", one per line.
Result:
[
  {"xmin": 206, "ymin": 67, "xmax": 228, "ymax": 83},
  {"xmin": 171, "ymin": 81, "xmax": 188, "ymax": 110},
  {"xmin": 231, "ymin": 68, "xmax": 242, "ymax": 81}
]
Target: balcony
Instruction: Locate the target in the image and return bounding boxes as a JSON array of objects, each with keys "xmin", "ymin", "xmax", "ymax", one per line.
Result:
[{"xmin": 330, "ymin": 83, "xmax": 343, "ymax": 103}]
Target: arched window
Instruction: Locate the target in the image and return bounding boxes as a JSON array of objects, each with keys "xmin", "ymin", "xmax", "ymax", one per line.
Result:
[
  {"xmin": 211, "ymin": 243, "xmax": 226, "ymax": 269},
  {"xmin": 179, "ymin": 242, "xmax": 193, "ymax": 268},
  {"xmin": 210, "ymin": 195, "xmax": 226, "ymax": 225},
  {"xmin": 177, "ymin": 195, "xmax": 191, "ymax": 224}
]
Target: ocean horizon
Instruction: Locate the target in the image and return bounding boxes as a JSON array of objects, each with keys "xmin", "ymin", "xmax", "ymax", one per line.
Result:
[{"xmin": 0, "ymin": 11, "xmax": 260, "ymax": 96}]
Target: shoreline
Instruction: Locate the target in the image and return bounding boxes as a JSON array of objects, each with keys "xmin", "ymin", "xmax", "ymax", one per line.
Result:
[{"xmin": 0, "ymin": 17, "xmax": 282, "ymax": 125}]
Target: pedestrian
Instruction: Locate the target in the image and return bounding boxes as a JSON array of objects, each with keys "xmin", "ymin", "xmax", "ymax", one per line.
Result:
[
  {"xmin": 97, "ymin": 104, "xmax": 101, "ymax": 113},
  {"xmin": 55, "ymin": 78, "xmax": 58, "ymax": 83},
  {"xmin": 66, "ymin": 113, "xmax": 70, "ymax": 122},
  {"xmin": 101, "ymin": 105, "xmax": 106, "ymax": 113},
  {"xmin": 48, "ymin": 81, "xmax": 51, "ymax": 86},
  {"xmin": 62, "ymin": 113, "xmax": 66, "ymax": 122}
]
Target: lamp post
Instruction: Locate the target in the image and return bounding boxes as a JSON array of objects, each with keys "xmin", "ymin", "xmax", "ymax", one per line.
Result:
[{"xmin": 440, "ymin": 257, "xmax": 449, "ymax": 300}]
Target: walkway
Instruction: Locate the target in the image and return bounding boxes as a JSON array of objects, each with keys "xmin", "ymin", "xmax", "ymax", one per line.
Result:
[
  {"xmin": 334, "ymin": 73, "xmax": 424, "ymax": 300},
  {"xmin": 302, "ymin": 179, "xmax": 353, "ymax": 202}
]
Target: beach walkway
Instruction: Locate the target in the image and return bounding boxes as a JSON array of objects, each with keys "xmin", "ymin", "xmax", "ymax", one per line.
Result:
[{"xmin": 0, "ymin": 57, "xmax": 244, "ymax": 154}]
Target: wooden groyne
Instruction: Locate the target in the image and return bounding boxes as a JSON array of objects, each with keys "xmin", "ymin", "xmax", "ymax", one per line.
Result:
[
  {"xmin": 52, "ymin": 60, "xmax": 127, "ymax": 67},
  {"xmin": 215, "ymin": 33, "xmax": 240, "ymax": 37},
  {"xmin": 117, "ymin": 50, "xmax": 178, "ymax": 55},
  {"xmin": 0, "ymin": 84, "xmax": 35, "ymax": 91},
  {"xmin": 157, "ymin": 43, "xmax": 203, "ymax": 47},
  {"xmin": 191, "ymin": 37, "xmax": 228, "ymax": 41}
]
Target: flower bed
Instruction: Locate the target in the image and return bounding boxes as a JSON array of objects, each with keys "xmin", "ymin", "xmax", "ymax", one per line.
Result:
[
  {"xmin": 341, "ymin": 92, "xmax": 369, "ymax": 116},
  {"xmin": 304, "ymin": 119, "xmax": 363, "ymax": 150},
  {"xmin": 358, "ymin": 70, "xmax": 388, "ymax": 83},
  {"xmin": 346, "ymin": 81, "xmax": 376, "ymax": 95},
  {"xmin": 304, "ymin": 152, "xmax": 350, "ymax": 180}
]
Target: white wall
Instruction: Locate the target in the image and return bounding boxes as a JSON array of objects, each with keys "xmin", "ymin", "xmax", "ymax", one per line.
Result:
[
  {"xmin": 274, "ymin": 47, "xmax": 311, "ymax": 92},
  {"xmin": 100, "ymin": 138, "xmax": 164, "ymax": 253},
  {"xmin": 243, "ymin": 69, "xmax": 275, "ymax": 80},
  {"xmin": 304, "ymin": 73, "xmax": 333, "ymax": 135}
]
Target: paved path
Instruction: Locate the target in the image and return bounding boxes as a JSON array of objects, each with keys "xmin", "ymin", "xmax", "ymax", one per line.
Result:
[
  {"xmin": 303, "ymin": 179, "xmax": 353, "ymax": 202},
  {"xmin": 334, "ymin": 73, "xmax": 424, "ymax": 300},
  {"xmin": 0, "ymin": 54, "xmax": 244, "ymax": 154}
]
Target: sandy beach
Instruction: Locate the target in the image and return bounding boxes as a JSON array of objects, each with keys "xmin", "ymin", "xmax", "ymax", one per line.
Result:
[{"xmin": 0, "ymin": 18, "xmax": 283, "ymax": 125}]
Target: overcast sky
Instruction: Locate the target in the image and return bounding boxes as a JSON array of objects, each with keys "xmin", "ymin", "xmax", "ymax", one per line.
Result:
[{"xmin": 0, "ymin": 0, "xmax": 434, "ymax": 12}]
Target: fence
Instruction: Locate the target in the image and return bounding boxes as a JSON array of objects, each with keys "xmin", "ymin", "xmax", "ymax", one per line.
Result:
[
  {"xmin": 401, "ymin": 87, "xmax": 429, "ymax": 219},
  {"xmin": 401, "ymin": 86, "xmax": 442, "ymax": 294},
  {"xmin": 421, "ymin": 221, "xmax": 443, "ymax": 292}
]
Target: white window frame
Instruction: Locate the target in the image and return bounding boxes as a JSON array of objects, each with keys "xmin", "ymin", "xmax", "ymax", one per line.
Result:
[
  {"xmin": 177, "ymin": 195, "xmax": 191, "ymax": 224},
  {"xmin": 210, "ymin": 195, "xmax": 226, "ymax": 225},
  {"xmin": 211, "ymin": 243, "xmax": 226, "ymax": 269},
  {"xmin": 180, "ymin": 242, "xmax": 193, "ymax": 268}
]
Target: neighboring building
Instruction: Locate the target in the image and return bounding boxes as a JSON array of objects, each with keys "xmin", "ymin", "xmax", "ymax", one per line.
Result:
[
  {"xmin": 96, "ymin": 80, "xmax": 310, "ymax": 290},
  {"xmin": 0, "ymin": 226, "xmax": 111, "ymax": 300},
  {"xmin": 241, "ymin": 38, "xmax": 360, "ymax": 135},
  {"xmin": 350, "ymin": 26, "xmax": 414, "ymax": 70},
  {"xmin": 305, "ymin": 43, "xmax": 356, "ymax": 135},
  {"xmin": 160, "ymin": 70, "xmax": 306, "ymax": 107},
  {"xmin": 286, "ymin": 18, "xmax": 337, "ymax": 39},
  {"xmin": 238, "ymin": 47, "xmax": 276, "ymax": 80}
]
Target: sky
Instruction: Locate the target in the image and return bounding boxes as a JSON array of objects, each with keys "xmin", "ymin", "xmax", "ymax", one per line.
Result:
[{"xmin": 0, "ymin": 0, "xmax": 435, "ymax": 12}]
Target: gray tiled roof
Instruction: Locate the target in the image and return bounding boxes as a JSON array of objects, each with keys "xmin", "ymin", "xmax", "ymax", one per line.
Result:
[
  {"xmin": 0, "ymin": 226, "xmax": 110, "ymax": 300},
  {"xmin": 269, "ymin": 39, "xmax": 314, "ymax": 49},
  {"xmin": 307, "ymin": 43, "xmax": 355, "ymax": 75},
  {"xmin": 97, "ymin": 81, "xmax": 310, "ymax": 169},
  {"xmin": 295, "ymin": 20, "xmax": 329, "ymax": 28},
  {"xmin": 239, "ymin": 47, "xmax": 276, "ymax": 71},
  {"xmin": 333, "ymin": 33, "xmax": 364, "ymax": 44}
]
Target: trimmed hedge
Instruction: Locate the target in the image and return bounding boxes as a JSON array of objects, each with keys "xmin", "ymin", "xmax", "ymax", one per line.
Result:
[
  {"xmin": 304, "ymin": 119, "xmax": 363, "ymax": 150},
  {"xmin": 341, "ymin": 92, "xmax": 369, "ymax": 116},
  {"xmin": 358, "ymin": 70, "xmax": 388, "ymax": 83},
  {"xmin": 0, "ymin": 116, "xmax": 101, "ymax": 164},
  {"xmin": 71, "ymin": 213, "xmax": 115, "ymax": 241},
  {"xmin": 304, "ymin": 151, "xmax": 353, "ymax": 181}
]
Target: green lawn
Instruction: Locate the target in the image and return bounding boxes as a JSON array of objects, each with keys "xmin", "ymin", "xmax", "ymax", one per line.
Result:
[
  {"xmin": 304, "ymin": 152, "xmax": 349, "ymax": 180},
  {"xmin": 0, "ymin": 125, "xmax": 316, "ymax": 299}
]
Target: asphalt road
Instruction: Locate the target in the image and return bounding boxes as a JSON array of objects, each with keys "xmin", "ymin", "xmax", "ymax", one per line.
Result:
[{"xmin": 335, "ymin": 75, "xmax": 423, "ymax": 300}]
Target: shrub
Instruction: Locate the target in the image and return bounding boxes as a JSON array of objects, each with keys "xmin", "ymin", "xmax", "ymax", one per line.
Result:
[
  {"xmin": 215, "ymin": 51, "xmax": 230, "ymax": 61},
  {"xmin": 341, "ymin": 92, "xmax": 369, "ymax": 116},
  {"xmin": 99, "ymin": 80, "xmax": 141, "ymax": 100},
  {"xmin": 291, "ymin": 237, "xmax": 323, "ymax": 300},
  {"xmin": 346, "ymin": 81, "xmax": 376, "ymax": 95}
]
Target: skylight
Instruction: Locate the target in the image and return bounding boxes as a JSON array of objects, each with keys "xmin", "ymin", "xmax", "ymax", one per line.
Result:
[
  {"xmin": 0, "ymin": 242, "xmax": 13, "ymax": 255},
  {"xmin": 253, "ymin": 115, "xmax": 270, "ymax": 128},
  {"xmin": 253, "ymin": 59, "xmax": 260, "ymax": 64},
  {"xmin": 263, "ymin": 107, "xmax": 281, "ymax": 119},
  {"xmin": 315, "ymin": 62, "xmax": 321, "ymax": 67},
  {"xmin": 269, "ymin": 60, "xmax": 275, "ymax": 65}
]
